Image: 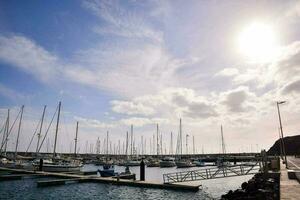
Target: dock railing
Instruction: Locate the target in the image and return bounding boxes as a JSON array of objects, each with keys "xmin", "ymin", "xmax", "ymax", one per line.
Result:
[{"xmin": 163, "ymin": 162, "xmax": 261, "ymax": 184}]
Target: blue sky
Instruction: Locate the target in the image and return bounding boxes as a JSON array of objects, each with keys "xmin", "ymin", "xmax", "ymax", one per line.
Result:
[{"xmin": 1, "ymin": 0, "xmax": 300, "ymax": 154}]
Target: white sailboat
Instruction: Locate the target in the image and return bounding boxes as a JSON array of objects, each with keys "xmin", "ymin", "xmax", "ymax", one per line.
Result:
[
  {"xmin": 159, "ymin": 157, "xmax": 176, "ymax": 167},
  {"xmin": 124, "ymin": 125, "xmax": 140, "ymax": 166},
  {"xmin": 175, "ymin": 119, "xmax": 195, "ymax": 168},
  {"xmin": 216, "ymin": 125, "xmax": 231, "ymax": 168},
  {"xmin": 33, "ymin": 102, "xmax": 82, "ymax": 172}
]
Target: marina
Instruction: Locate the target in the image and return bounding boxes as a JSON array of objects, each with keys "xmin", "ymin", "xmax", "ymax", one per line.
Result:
[{"xmin": 1, "ymin": 0, "xmax": 300, "ymax": 199}]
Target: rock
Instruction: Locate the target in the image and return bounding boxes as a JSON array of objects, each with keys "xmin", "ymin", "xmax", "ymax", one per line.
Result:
[{"xmin": 241, "ymin": 182, "xmax": 248, "ymax": 190}]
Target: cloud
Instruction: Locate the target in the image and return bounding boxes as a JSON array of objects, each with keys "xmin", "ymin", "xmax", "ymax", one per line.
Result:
[
  {"xmin": 220, "ymin": 86, "xmax": 256, "ymax": 113},
  {"xmin": 119, "ymin": 117, "xmax": 169, "ymax": 127},
  {"xmin": 0, "ymin": 83, "xmax": 30, "ymax": 102},
  {"xmin": 72, "ymin": 43, "xmax": 186, "ymax": 97},
  {"xmin": 0, "ymin": 34, "xmax": 188, "ymax": 98},
  {"xmin": 183, "ymin": 101, "xmax": 217, "ymax": 118},
  {"xmin": 282, "ymin": 79, "xmax": 300, "ymax": 94},
  {"xmin": 0, "ymin": 35, "xmax": 59, "ymax": 82},
  {"xmin": 82, "ymin": 0, "xmax": 163, "ymax": 43},
  {"xmin": 215, "ymin": 68, "xmax": 239, "ymax": 77},
  {"xmin": 271, "ymin": 41, "xmax": 300, "ymax": 84},
  {"xmin": 74, "ymin": 116, "xmax": 114, "ymax": 129},
  {"xmin": 111, "ymin": 100, "xmax": 155, "ymax": 116},
  {"xmin": 111, "ymin": 87, "xmax": 218, "ymax": 120}
]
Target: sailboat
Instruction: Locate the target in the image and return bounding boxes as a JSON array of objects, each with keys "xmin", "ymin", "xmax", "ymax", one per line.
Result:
[
  {"xmin": 146, "ymin": 158, "xmax": 160, "ymax": 167},
  {"xmin": 147, "ymin": 124, "xmax": 160, "ymax": 167},
  {"xmin": 124, "ymin": 125, "xmax": 140, "ymax": 167},
  {"xmin": 159, "ymin": 157, "xmax": 176, "ymax": 167},
  {"xmin": 175, "ymin": 119, "xmax": 195, "ymax": 168},
  {"xmin": 99, "ymin": 131, "xmax": 116, "ymax": 177},
  {"xmin": 160, "ymin": 132, "xmax": 176, "ymax": 167},
  {"xmin": 216, "ymin": 125, "xmax": 231, "ymax": 168},
  {"xmin": 33, "ymin": 102, "xmax": 82, "ymax": 172},
  {"xmin": 0, "ymin": 106, "xmax": 29, "ymax": 169}
]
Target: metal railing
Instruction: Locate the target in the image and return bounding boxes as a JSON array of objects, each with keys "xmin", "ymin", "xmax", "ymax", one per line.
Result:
[{"xmin": 163, "ymin": 162, "xmax": 261, "ymax": 184}]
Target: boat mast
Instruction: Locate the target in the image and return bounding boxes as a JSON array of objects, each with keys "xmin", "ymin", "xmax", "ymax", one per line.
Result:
[
  {"xmin": 141, "ymin": 135, "xmax": 144, "ymax": 155},
  {"xmin": 96, "ymin": 137, "xmax": 100, "ymax": 154},
  {"xmin": 180, "ymin": 118, "xmax": 182, "ymax": 157},
  {"xmin": 36, "ymin": 105, "xmax": 46, "ymax": 154},
  {"xmin": 193, "ymin": 135, "xmax": 195, "ymax": 154},
  {"xmin": 4, "ymin": 109, "xmax": 10, "ymax": 156},
  {"xmin": 14, "ymin": 105, "xmax": 24, "ymax": 160},
  {"xmin": 170, "ymin": 132, "xmax": 173, "ymax": 155},
  {"xmin": 46, "ymin": 138, "xmax": 50, "ymax": 153},
  {"xmin": 130, "ymin": 125, "xmax": 133, "ymax": 157},
  {"xmin": 74, "ymin": 121, "xmax": 79, "ymax": 157},
  {"xmin": 0, "ymin": 110, "xmax": 8, "ymax": 156},
  {"xmin": 125, "ymin": 131, "xmax": 128, "ymax": 157},
  {"xmin": 106, "ymin": 131, "xmax": 109, "ymax": 156},
  {"xmin": 149, "ymin": 137, "xmax": 152, "ymax": 155},
  {"xmin": 53, "ymin": 101, "xmax": 61, "ymax": 158},
  {"xmin": 160, "ymin": 133, "xmax": 163, "ymax": 155},
  {"xmin": 186, "ymin": 134, "xmax": 188, "ymax": 154},
  {"xmin": 156, "ymin": 124, "xmax": 159, "ymax": 155},
  {"xmin": 118, "ymin": 139, "xmax": 120, "ymax": 155},
  {"xmin": 221, "ymin": 125, "xmax": 226, "ymax": 155}
]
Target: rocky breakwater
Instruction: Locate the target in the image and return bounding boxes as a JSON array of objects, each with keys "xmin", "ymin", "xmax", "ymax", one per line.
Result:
[{"xmin": 221, "ymin": 173, "xmax": 279, "ymax": 200}]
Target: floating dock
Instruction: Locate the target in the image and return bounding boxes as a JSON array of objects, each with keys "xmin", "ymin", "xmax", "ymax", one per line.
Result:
[{"xmin": 0, "ymin": 167, "xmax": 200, "ymax": 192}]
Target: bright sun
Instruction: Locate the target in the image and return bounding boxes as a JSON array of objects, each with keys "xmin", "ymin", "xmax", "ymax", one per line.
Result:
[{"xmin": 238, "ymin": 22, "xmax": 278, "ymax": 63}]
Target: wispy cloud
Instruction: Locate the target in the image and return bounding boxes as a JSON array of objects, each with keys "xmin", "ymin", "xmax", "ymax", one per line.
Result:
[
  {"xmin": 82, "ymin": 0, "xmax": 163, "ymax": 43},
  {"xmin": 0, "ymin": 83, "xmax": 31, "ymax": 102},
  {"xmin": 0, "ymin": 35, "xmax": 59, "ymax": 82}
]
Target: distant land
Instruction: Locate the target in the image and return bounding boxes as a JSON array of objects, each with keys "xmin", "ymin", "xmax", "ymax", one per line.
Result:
[{"xmin": 267, "ymin": 135, "xmax": 300, "ymax": 155}]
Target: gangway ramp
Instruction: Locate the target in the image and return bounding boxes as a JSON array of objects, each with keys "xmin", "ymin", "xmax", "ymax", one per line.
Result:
[{"xmin": 163, "ymin": 162, "xmax": 261, "ymax": 184}]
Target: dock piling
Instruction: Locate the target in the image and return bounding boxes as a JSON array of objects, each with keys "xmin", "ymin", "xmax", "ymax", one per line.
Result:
[
  {"xmin": 39, "ymin": 159, "xmax": 43, "ymax": 171},
  {"xmin": 140, "ymin": 159, "xmax": 145, "ymax": 181}
]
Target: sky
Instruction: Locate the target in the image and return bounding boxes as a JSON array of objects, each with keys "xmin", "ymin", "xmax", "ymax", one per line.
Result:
[{"xmin": 1, "ymin": 0, "xmax": 300, "ymax": 154}]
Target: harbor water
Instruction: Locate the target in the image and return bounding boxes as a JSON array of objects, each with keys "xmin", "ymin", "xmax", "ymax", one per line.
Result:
[{"xmin": 0, "ymin": 164, "xmax": 253, "ymax": 199}]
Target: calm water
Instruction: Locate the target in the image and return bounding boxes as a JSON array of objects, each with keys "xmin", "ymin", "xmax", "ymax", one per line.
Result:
[{"xmin": 0, "ymin": 165, "xmax": 253, "ymax": 200}]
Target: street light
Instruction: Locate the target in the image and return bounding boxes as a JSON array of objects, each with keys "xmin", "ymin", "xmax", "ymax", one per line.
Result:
[{"xmin": 276, "ymin": 101, "xmax": 287, "ymax": 168}]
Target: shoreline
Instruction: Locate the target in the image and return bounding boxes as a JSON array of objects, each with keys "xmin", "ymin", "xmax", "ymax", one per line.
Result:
[{"xmin": 221, "ymin": 173, "xmax": 280, "ymax": 200}]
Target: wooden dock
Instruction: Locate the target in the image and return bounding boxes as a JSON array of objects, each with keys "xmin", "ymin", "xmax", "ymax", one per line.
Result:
[{"xmin": 0, "ymin": 167, "xmax": 200, "ymax": 192}]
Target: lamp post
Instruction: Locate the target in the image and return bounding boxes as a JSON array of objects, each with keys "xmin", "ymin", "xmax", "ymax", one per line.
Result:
[{"xmin": 276, "ymin": 101, "xmax": 287, "ymax": 168}]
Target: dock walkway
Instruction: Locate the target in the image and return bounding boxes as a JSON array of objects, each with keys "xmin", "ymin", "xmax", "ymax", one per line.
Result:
[
  {"xmin": 280, "ymin": 157, "xmax": 300, "ymax": 200},
  {"xmin": 0, "ymin": 167, "xmax": 200, "ymax": 192}
]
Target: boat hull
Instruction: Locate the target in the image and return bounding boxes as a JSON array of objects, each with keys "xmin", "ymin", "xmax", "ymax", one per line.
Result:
[
  {"xmin": 99, "ymin": 169, "xmax": 115, "ymax": 177},
  {"xmin": 125, "ymin": 161, "xmax": 140, "ymax": 166},
  {"xmin": 175, "ymin": 161, "xmax": 196, "ymax": 168},
  {"xmin": 39, "ymin": 164, "xmax": 81, "ymax": 172},
  {"xmin": 159, "ymin": 161, "xmax": 176, "ymax": 168}
]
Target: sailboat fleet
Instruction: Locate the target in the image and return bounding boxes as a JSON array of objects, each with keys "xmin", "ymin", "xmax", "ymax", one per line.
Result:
[
  {"xmin": 0, "ymin": 102, "xmax": 82, "ymax": 172},
  {"xmin": 0, "ymin": 102, "xmax": 238, "ymax": 174}
]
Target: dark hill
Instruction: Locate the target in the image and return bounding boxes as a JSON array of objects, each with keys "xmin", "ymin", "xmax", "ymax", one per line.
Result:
[{"xmin": 267, "ymin": 135, "xmax": 300, "ymax": 155}]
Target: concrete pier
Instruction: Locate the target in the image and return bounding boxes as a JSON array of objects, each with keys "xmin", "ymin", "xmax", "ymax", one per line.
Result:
[{"xmin": 280, "ymin": 157, "xmax": 300, "ymax": 200}]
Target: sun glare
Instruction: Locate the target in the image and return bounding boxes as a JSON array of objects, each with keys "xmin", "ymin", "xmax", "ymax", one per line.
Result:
[{"xmin": 238, "ymin": 22, "xmax": 278, "ymax": 63}]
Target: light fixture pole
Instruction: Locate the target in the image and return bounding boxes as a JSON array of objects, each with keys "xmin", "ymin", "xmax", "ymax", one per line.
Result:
[{"xmin": 276, "ymin": 101, "xmax": 287, "ymax": 168}]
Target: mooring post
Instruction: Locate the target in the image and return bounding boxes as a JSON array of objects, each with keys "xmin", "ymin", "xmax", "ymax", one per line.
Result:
[
  {"xmin": 39, "ymin": 159, "xmax": 43, "ymax": 171},
  {"xmin": 140, "ymin": 159, "xmax": 145, "ymax": 181}
]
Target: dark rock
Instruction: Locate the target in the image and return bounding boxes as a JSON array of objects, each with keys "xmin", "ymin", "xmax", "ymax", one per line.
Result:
[
  {"xmin": 241, "ymin": 182, "xmax": 248, "ymax": 190},
  {"xmin": 221, "ymin": 173, "xmax": 279, "ymax": 199}
]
